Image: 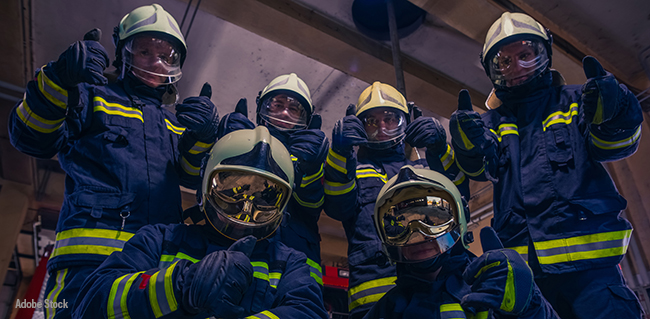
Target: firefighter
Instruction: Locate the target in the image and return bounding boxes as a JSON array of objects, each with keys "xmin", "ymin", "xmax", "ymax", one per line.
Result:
[
  {"xmin": 364, "ymin": 165, "xmax": 559, "ymax": 319},
  {"xmin": 72, "ymin": 126, "xmax": 327, "ymax": 319},
  {"xmin": 449, "ymin": 12, "xmax": 643, "ymax": 319},
  {"xmin": 8, "ymin": 4, "xmax": 218, "ymax": 318},
  {"xmin": 323, "ymin": 81, "xmax": 468, "ymax": 318},
  {"xmin": 214, "ymin": 73, "xmax": 329, "ymax": 285}
]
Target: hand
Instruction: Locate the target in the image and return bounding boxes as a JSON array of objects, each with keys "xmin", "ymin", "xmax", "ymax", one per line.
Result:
[
  {"xmin": 176, "ymin": 83, "xmax": 220, "ymax": 142},
  {"xmin": 52, "ymin": 28, "xmax": 109, "ymax": 88},
  {"xmin": 290, "ymin": 127, "xmax": 329, "ymax": 176},
  {"xmin": 216, "ymin": 98, "xmax": 255, "ymax": 139},
  {"xmin": 405, "ymin": 116, "xmax": 447, "ymax": 154},
  {"xmin": 461, "ymin": 227, "xmax": 535, "ymax": 316},
  {"xmin": 331, "ymin": 104, "xmax": 368, "ymax": 155},
  {"xmin": 181, "ymin": 235, "xmax": 255, "ymax": 318},
  {"xmin": 449, "ymin": 90, "xmax": 487, "ymax": 151},
  {"xmin": 581, "ymin": 56, "xmax": 620, "ymax": 125}
]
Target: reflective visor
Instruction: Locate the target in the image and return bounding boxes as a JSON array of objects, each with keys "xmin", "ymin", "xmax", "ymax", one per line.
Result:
[
  {"xmin": 205, "ymin": 170, "xmax": 289, "ymax": 240},
  {"xmin": 124, "ymin": 35, "xmax": 183, "ymax": 86},
  {"xmin": 359, "ymin": 108, "xmax": 406, "ymax": 150},
  {"xmin": 259, "ymin": 93, "xmax": 308, "ymax": 131},
  {"xmin": 487, "ymin": 39, "xmax": 549, "ymax": 88}
]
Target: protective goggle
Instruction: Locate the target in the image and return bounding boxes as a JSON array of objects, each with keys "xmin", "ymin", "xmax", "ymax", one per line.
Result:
[
  {"xmin": 487, "ymin": 39, "xmax": 549, "ymax": 88},
  {"xmin": 359, "ymin": 108, "xmax": 406, "ymax": 150},
  {"xmin": 378, "ymin": 186, "xmax": 461, "ymax": 262},
  {"xmin": 259, "ymin": 93, "xmax": 308, "ymax": 131},
  {"xmin": 124, "ymin": 35, "xmax": 183, "ymax": 86},
  {"xmin": 204, "ymin": 170, "xmax": 289, "ymax": 240}
]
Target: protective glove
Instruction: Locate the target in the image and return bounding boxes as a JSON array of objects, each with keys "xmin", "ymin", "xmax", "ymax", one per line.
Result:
[
  {"xmin": 331, "ymin": 104, "xmax": 368, "ymax": 156},
  {"xmin": 176, "ymin": 83, "xmax": 220, "ymax": 142},
  {"xmin": 289, "ymin": 114, "xmax": 329, "ymax": 176},
  {"xmin": 449, "ymin": 90, "xmax": 489, "ymax": 152},
  {"xmin": 216, "ymin": 98, "xmax": 255, "ymax": 139},
  {"xmin": 51, "ymin": 28, "xmax": 109, "ymax": 88},
  {"xmin": 461, "ymin": 227, "xmax": 538, "ymax": 316},
  {"xmin": 405, "ymin": 115, "xmax": 447, "ymax": 155},
  {"xmin": 180, "ymin": 235, "xmax": 255, "ymax": 318},
  {"xmin": 581, "ymin": 56, "xmax": 622, "ymax": 125}
]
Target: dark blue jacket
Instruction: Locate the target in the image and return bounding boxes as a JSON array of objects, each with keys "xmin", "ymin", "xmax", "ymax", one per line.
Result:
[
  {"xmin": 323, "ymin": 142, "xmax": 467, "ymax": 317},
  {"xmin": 72, "ymin": 224, "xmax": 327, "ymax": 319},
  {"xmin": 8, "ymin": 65, "xmax": 213, "ymax": 272},
  {"xmin": 453, "ymin": 75, "xmax": 642, "ymax": 275}
]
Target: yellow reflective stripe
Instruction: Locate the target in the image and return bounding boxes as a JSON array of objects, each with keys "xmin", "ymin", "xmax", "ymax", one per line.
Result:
[
  {"xmin": 500, "ymin": 261, "xmax": 515, "ymax": 312},
  {"xmin": 306, "ymin": 258, "xmax": 323, "ymax": 285},
  {"xmin": 292, "ymin": 192, "xmax": 324, "ymax": 209},
  {"xmin": 506, "ymin": 245, "xmax": 529, "ymax": 263},
  {"xmin": 108, "ymin": 274, "xmax": 128, "ymax": 319},
  {"xmin": 246, "ymin": 310, "xmax": 280, "ymax": 319},
  {"xmin": 324, "ymin": 179, "xmax": 356, "ymax": 196},
  {"xmin": 356, "ymin": 169, "xmax": 387, "ymax": 183},
  {"xmin": 534, "ymin": 230, "xmax": 631, "ymax": 264},
  {"xmin": 348, "ymin": 276, "xmax": 397, "ymax": 310},
  {"xmin": 46, "ymin": 268, "xmax": 68, "ymax": 319},
  {"xmin": 149, "ymin": 262, "xmax": 179, "ymax": 318},
  {"xmin": 326, "ymin": 149, "xmax": 347, "ymax": 174},
  {"xmin": 440, "ymin": 145, "xmax": 455, "ymax": 170},
  {"xmin": 108, "ymin": 271, "xmax": 145, "ymax": 319},
  {"xmin": 37, "ymin": 69, "xmax": 68, "ymax": 109},
  {"xmin": 165, "ymin": 119, "xmax": 185, "ymax": 135},
  {"xmin": 300, "ymin": 165, "xmax": 324, "ymax": 187},
  {"xmin": 51, "ymin": 228, "xmax": 135, "ymax": 258},
  {"xmin": 16, "ymin": 100, "xmax": 65, "ymax": 133},
  {"xmin": 452, "ymin": 172, "xmax": 466, "ymax": 186},
  {"xmin": 55, "ymin": 228, "xmax": 134, "ymax": 241},
  {"xmin": 188, "ymin": 140, "xmax": 213, "ymax": 154},
  {"xmin": 180, "ymin": 156, "xmax": 200, "ymax": 176},
  {"xmin": 269, "ymin": 272, "xmax": 282, "ymax": 289},
  {"xmin": 456, "ymin": 119, "xmax": 475, "ymax": 150},
  {"xmin": 94, "ymin": 96, "xmax": 144, "ymax": 122},
  {"xmin": 160, "ymin": 252, "xmax": 200, "ymax": 263},
  {"xmin": 455, "ymin": 159, "xmax": 484, "ymax": 177},
  {"xmin": 291, "ymin": 155, "xmax": 298, "ymax": 162},
  {"xmin": 474, "ymin": 261, "xmax": 500, "ymax": 279},
  {"xmin": 534, "ymin": 230, "xmax": 631, "ymax": 250},
  {"xmin": 590, "ymin": 126, "xmax": 641, "ymax": 150},
  {"xmin": 52, "ymin": 245, "xmax": 124, "ymax": 258},
  {"xmin": 440, "ymin": 303, "xmax": 463, "ymax": 312},
  {"xmin": 543, "ymin": 103, "xmax": 579, "ymax": 131},
  {"xmin": 440, "ymin": 303, "xmax": 466, "ymax": 319},
  {"xmin": 252, "ymin": 261, "xmax": 269, "ymax": 281},
  {"xmin": 468, "ymin": 311, "xmax": 489, "ymax": 319},
  {"xmin": 489, "ymin": 123, "xmax": 519, "ymax": 142}
]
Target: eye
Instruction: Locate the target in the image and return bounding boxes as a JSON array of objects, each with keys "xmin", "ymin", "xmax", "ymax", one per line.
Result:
[{"xmin": 519, "ymin": 52, "xmax": 531, "ymax": 61}]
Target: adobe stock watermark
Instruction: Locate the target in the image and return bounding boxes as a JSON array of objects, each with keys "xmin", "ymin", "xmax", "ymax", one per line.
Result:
[{"xmin": 15, "ymin": 299, "xmax": 68, "ymax": 309}]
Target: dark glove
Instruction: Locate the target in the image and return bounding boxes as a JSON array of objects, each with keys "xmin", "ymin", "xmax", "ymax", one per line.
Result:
[
  {"xmin": 176, "ymin": 83, "xmax": 220, "ymax": 142},
  {"xmin": 51, "ymin": 28, "xmax": 109, "ymax": 88},
  {"xmin": 290, "ymin": 115, "xmax": 329, "ymax": 176},
  {"xmin": 217, "ymin": 98, "xmax": 255, "ymax": 139},
  {"xmin": 581, "ymin": 56, "xmax": 622, "ymax": 125},
  {"xmin": 181, "ymin": 235, "xmax": 255, "ymax": 318},
  {"xmin": 405, "ymin": 116, "xmax": 447, "ymax": 155},
  {"xmin": 331, "ymin": 104, "xmax": 368, "ymax": 155},
  {"xmin": 461, "ymin": 227, "xmax": 537, "ymax": 316},
  {"xmin": 449, "ymin": 90, "xmax": 488, "ymax": 152}
]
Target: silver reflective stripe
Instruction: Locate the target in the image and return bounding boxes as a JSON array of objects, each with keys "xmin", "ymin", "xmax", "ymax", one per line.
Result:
[
  {"xmin": 536, "ymin": 238, "xmax": 629, "ymax": 257},
  {"xmin": 324, "ymin": 179, "xmax": 355, "ymax": 193}
]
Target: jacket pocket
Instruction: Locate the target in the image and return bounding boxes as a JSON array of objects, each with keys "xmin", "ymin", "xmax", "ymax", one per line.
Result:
[
  {"xmin": 103, "ymin": 126, "xmax": 129, "ymax": 146},
  {"xmin": 569, "ymin": 193, "xmax": 627, "ymax": 215},
  {"xmin": 356, "ymin": 177, "xmax": 385, "ymax": 205},
  {"xmin": 71, "ymin": 190, "xmax": 136, "ymax": 222},
  {"xmin": 545, "ymin": 125, "xmax": 573, "ymax": 164}
]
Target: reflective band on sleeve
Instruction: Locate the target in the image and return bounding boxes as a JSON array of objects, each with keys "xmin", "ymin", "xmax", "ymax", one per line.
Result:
[
  {"xmin": 326, "ymin": 149, "xmax": 347, "ymax": 174},
  {"xmin": 452, "ymin": 172, "xmax": 466, "ymax": 186},
  {"xmin": 292, "ymin": 192, "xmax": 324, "ymax": 209},
  {"xmin": 165, "ymin": 119, "xmax": 186, "ymax": 135},
  {"xmin": 245, "ymin": 310, "xmax": 280, "ymax": 319},
  {"xmin": 440, "ymin": 303, "xmax": 466, "ymax": 319},
  {"xmin": 300, "ymin": 165, "xmax": 324, "ymax": 187},
  {"xmin": 148, "ymin": 262, "xmax": 179, "ymax": 318},
  {"xmin": 590, "ymin": 126, "xmax": 642, "ymax": 150},
  {"xmin": 108, "ymin": 271, "xmax": 145, "ymax": 319},
  {"xmin": 16, "ymin": 99, "xmax": 65, "ymax": 134},
  {"xmin": 180, "ymin": 156, "xmax": 200, "ymax": 176},
  {"xmin": 94, "ymin": 97, "xmax": 144, "ymax": 122},
  {"xmin": 489, "ymin": 123, "xmax": 519, "ymax": 143},
  {"xmin": 348, "ymin": 276, "xmax": 397, "ymax": 311},
  {"xmin": 506, "ymin": 245, "xmax": 529, "ymax": 263},
  {"xmin": 542, "ymin": 103, "xmax": 579, "ymax": 131},
  {"xmin": 467, "ymin": 311, "xmax": 489, "ymax": 319},
  {"xmin": 269, "ymin": 272, "xmax": 282, "ymax": 289},
  {"xmin": 306, "ymin": 258, "xmax": 323, "ymax": 286},
  {"xmin": 45, "ymin": 268, "xmax": 68, "ymax": 319},
  {"xmin": 188, "ymin": 140, "xmax": 213, "ymax": 154},
  {"xmin": 440, "ymin": 145, "xmax": 455, "ymax": 170},
  {"xmin": 533, "ymin": 230, "xmax": 631, "ymax": 265},
  {"xmin": 356, "ymin": 168, "xmax": 387, "ymax": 183},
  {"xmin": 324, "ymin": 179, "xmax": 355, "ymax": 196},
  {"xmin": 51, "ymin": 228, "xmax": 134, "ymax": 258},
  {"xmin": 252, "ymin": 261, "xmax": 270, "ymax": 281},
  {"xmin": 37, "ymin": 69, "xmax": 68, "ymax": 109},
  {"xmin": 158, "ymin": 252, "xmax": 199, "ymax": 269}
]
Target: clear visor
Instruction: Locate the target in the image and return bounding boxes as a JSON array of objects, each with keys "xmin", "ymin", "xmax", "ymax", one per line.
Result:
[
  {"xmin": 124, "ymin": 35, "xmax": 183, "ymax": 87},
  {"xmin": 487, "ymin": 40, "xmax": 549, "ymax": 88},
  {"xmin": 360, "ymin": 108, "xmax": 407, "ymax": 150},
  {"xmin": 204, "ymin": 170, "xmax": 289, "ymax": 240},
  {"xmin": 259, "ymin": 93, "xmax": 308, "ymax": 131},
  {"xmin": 378, "ymin": 186, "xmax": 460, "ymax": 262}
]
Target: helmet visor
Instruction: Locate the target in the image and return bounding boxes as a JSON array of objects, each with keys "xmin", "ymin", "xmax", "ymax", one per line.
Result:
[
  {"xmin": 124, "ymin": 35, "xmax": 183, "ymax": 86},
  {"xmin": 205, "ymin": 170, "xmax": 290, "ymax": 240},
  {"xmin": 359, "ymin": 108, "xmax": 406, "ymax": 150},
  {"xmin": 259, "ymin": 93, "xmax": 308, "ymax": 131},
  {"xmin": 487, "ymin": 39, "xmax": 549, "ymax": 88}
]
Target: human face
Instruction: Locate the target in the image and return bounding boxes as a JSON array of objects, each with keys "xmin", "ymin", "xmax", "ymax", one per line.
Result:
[
  {"xmin": 402, "ymin": 236, "xmax": 442, "ymax": 261},
  {"xmin": 361, "ymin": 107, "xmax": 405, "ymax": 142},
  {"xmin": 495, "ymin": 40, "xmax": 539, "ymax": 87},
  {"xmin": 259, "ymin": 93, "xmax": 307, "ymax": 130},
  {"xmin": 126, "ymin": 36, "xmax": 182, "ymax": 87}
]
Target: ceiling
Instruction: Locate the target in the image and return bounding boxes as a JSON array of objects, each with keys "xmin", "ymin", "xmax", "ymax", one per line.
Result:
[{"xmin": 1, "ymin": 0, "xmax": 649, "ymax": 267}]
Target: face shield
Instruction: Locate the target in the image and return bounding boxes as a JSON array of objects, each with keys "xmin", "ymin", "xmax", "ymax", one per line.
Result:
[
  {"xmin": 486, "ymin": 39, "xmax": 549, "ymax": 88},
  {"xmin": 123, "ymin": 34, "xmax": 183, "ymax": 87},
  {"xmin": 258, "ymin": 93, "xmax": 309, "ymax": 131},
  {"xmin": 204, "ymin": 170, "xmax": 290, "ymax": 240},
  {"xmin": 359, "ymin": 107, "xmax": 407, "ymax": 150},
  {"xmin": 377, "ymin": 185, "xmax": 461, "ymax": 263}
]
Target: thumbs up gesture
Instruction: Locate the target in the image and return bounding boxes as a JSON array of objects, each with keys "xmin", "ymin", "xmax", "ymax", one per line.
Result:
[
  {"xmin": 176, "ymin": 82, "xmax": 220, "ymax": 142},
  {"xmin": 216, "ymin": 97, "xmax": 255, "ymax": 139},
  {"xmin": 449, "ymin": 90, "xmax": 487, "ymax": 152},
  {"xmin": 52, "ymin": 28, "xmax": 110, "ymax": 88},
  {"xmin": 581, "ymin": 56, "xmax": 620, "ymax": 125}
]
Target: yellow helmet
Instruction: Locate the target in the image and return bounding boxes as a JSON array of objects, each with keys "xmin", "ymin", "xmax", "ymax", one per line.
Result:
[
  {"xmin": 356, "ymin": 82, "xmax": 409, "ymax": 150},
  {"xmin": 355, "ymin": 82, "xmax": 409, "ymax": 117},
  {"xmin": 256, "ymin": 73, "xmax": 314, "ymax": 131}
]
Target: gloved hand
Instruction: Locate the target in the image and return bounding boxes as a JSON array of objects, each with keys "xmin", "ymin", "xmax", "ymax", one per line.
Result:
[
  {"xmin": 331, "ymin": 104, "xmax": 368, "ymax": 155},
  {"xmin": 289, "ymin": 114, "xmax": 329, "ymax": 176},
  {"xmin": 461, "ymin": 227, "xmax": 537, "ymax": 316},
  {"xmin": 449, "ymin": 90, "xmax": 488, "ymax": 152},
  {"xmin": 180, "ymin": 235, "xmax": 255, "ymax": 318},
  {"xmin": 217, "ymin": 98, "xmax": 255, "ymax": 139},
  {"xmin": 581, "ymin": 56, "xmax": 622, "ymax": 125},
  {"xmin": 51, "ymin": 28, "xmax": 109, "ymax": 88},
  {"xmin": 405, "ymin": 116, "xmax": 447, "ymax": 155},
  {"xmin": 176, "ymin": 83, "xmax": 220, "ymax": 142}
]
